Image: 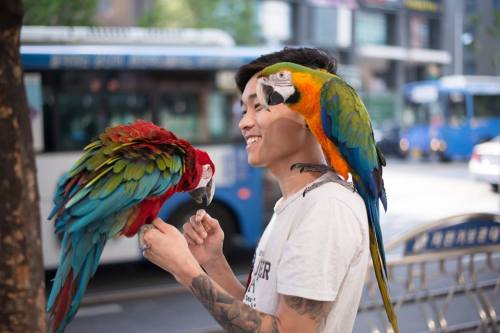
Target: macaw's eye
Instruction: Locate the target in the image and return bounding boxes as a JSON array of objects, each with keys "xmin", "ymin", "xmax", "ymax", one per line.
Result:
[{"xmin": 278, "ymin": 72, "xmax": 285, "ymax": 79}]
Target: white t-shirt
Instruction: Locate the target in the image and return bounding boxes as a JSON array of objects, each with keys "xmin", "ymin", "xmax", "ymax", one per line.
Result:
[{"xmin": 243, "ymin": 172, "xmax": 369, "ymax": 332}]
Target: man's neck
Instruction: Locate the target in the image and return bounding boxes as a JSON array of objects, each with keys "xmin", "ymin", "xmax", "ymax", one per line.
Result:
[{"xmin": 269, "ymin": 160, "xmax": 324, "ymax": 199}]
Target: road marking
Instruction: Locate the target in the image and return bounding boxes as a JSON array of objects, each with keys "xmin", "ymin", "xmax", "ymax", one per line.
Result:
[
  {"xmin": 81, "ymin": 274, "xmax": 248, "ymax": 306},
  {"xmin": 76, "ymin": 304, "xmax": 123, "ymax": 318}
]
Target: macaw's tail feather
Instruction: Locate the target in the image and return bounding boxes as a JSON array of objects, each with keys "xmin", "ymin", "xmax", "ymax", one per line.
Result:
[
  {"xmin": 47, "ymin": 232, "xmax": 106, "ymax": 333},
  {"xmin": 354, "ymin": 175, "xmax": 387, "ymax": 276},
  {"xmin": 369, "ymin": 228, "xmax": 399, "ymax": 333},
  {"xmin": 367, "ymin": 199, "xmax": 387, "ymax": 277},
  {"xmin": 353, "ymin": 176, "xmax": 396, "ymax": 331}
]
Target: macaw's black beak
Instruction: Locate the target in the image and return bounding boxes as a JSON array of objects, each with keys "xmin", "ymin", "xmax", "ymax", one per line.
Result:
[
  {"xmin": 189, "ymin": 178, "xmax": 215, "ymax": 206},
  {"xmin": 262, "ymin": 84, "xmax": 285, "ymax": 106}
]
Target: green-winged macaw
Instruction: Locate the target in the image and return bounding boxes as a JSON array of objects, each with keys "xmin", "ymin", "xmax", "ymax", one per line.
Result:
[
  {"xmin": 256, "ymin": 62, "xmax": 397, "ymax": 332},
  {"xmin": 46, "ymin": 120, "xmax": 215, "ymax": 333}
]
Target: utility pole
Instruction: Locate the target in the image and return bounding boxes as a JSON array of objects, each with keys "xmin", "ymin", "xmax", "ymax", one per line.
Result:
[{"xmin": 0, "ymin": 1, "xmax": 46, "ymax": 332}]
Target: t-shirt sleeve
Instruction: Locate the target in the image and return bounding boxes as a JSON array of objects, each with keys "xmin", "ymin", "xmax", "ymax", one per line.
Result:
[{"xmin": 276, "ymin": 197, "xmax": 364, "ymax": 302}]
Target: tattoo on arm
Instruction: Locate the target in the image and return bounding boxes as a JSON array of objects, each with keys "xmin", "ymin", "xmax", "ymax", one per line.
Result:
[
  {"xmin": 284, "ymin": 295, "xmax": 332, "ymax": 321},
  {"xmin": 190, "ymin": 274, "xmax": 280, "ymax": 333}
]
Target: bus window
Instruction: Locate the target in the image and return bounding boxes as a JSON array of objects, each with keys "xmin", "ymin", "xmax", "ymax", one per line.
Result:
[
  {"xmin": 473, "ymin": 94, "xmax": 500, "ymax": 118},
  {"xmin": 56, "ymin": 92, "xmax": 102, "ymax": 151},
  {"xmin": 158, "ymin": 92, "xmax": 201, "ymax": 143},
  {"xmin": 402, "ymin": 100, "xmax": 442, "ymax": 128},
  {"xmin": 107, "ymin": 93, "xmax": 152, "ymax": 125},
  {"xmin": 447, "ymin": 93, "xmax": 466, "ymax": 126}
]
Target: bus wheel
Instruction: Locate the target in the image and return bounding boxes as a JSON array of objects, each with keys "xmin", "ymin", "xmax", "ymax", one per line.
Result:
[
  {"xmin": 166, "ymin": 202, "xmax": 237, "ymax": 258},
  {"xmin": 438, "ymin": 152, "xmax": 451, "ymax": 163}
]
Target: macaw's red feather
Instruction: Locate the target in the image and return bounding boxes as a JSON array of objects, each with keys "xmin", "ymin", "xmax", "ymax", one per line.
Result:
[
  {"xmin": 52, "ymin": 271, "xmax": 76, "ymax": 332},
  {"xmin": 121, "ymin": 188, "xmax": 176, "ymax": 237}
]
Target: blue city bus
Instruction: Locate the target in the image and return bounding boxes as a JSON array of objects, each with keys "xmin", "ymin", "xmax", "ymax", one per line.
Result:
[
  {"xmin": 21, "ymin": 33, "xmax": 279, "ymax": 268},
  {"xmin": 400, "ymin": 76, "xmax": 500, "ymax": 161}
]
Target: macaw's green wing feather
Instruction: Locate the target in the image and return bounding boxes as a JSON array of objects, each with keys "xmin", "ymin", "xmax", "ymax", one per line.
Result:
[
  {"xmin": 320, "ymin": 77, "xmax": 396, "ymax": 332},
  {"xmin": 320, "ymin": 77, "xmax": 386, "ymax": 208},
  {"xmin": 320, "ymin": 76, "xmax": 387, "ymax": 265},
  {"xmin": 53, "ymin": 141, "xmax": 185, "ymax": 235}
]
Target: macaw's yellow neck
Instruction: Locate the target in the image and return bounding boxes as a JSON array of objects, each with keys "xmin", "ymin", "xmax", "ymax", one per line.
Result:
[{"xmin": 290, "ymin": 72, "xmax": 351, "ymax": 180}]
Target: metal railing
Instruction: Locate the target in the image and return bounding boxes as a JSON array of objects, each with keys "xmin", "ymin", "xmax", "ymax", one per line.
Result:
[{"xmin": 356, "ymin": 213, "xmax": 500, "ymax": 333}]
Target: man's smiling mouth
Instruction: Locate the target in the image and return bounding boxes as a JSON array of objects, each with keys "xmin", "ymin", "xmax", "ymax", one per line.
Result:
[{"xmin": 245, "ymin": 135, "xmax": 262, "ymax": 145}]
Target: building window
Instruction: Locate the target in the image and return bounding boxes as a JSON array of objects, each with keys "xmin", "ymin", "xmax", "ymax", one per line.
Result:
[
  {"xmin": 310, "ymin": 5, "xmax": 338, "ymax": 47},
  {"xmin": 355, "ymin": 10, "xmax": 388, "ymax": 45}
]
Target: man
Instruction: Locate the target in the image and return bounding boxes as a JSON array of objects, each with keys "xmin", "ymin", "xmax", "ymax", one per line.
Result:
[{"xmin": 141, "ymin": 47, "xmax": 369, "ymax": 332}]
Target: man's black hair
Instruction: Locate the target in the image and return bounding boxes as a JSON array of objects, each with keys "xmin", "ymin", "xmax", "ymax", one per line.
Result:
[{"xmin": 235, "ymin": 47, "xmax": 338, "ymax": 93}]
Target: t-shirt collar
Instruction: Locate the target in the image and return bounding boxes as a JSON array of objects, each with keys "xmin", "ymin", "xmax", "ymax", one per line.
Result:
[{"xmin": 273, "ymin": 172, "xmax": 332, "ymax": 214}]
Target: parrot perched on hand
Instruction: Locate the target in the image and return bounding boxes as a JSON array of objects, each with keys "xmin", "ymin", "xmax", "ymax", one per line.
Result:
[
  {"xmin": 256, "ymin": 62, "xmax": 398, "ymax": 332},
  {"xmin": 46, "ymin": 120, "xmax": 215, "ymax": 333}
]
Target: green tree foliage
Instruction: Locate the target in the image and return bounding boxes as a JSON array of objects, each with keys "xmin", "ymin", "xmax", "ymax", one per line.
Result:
[
  {"xmin": 467, "ymin": 9, "xmax": 500, "ymax": 74},
  {"xmin": 23, "ymin": 0, "xmax": 98, "ymax": 26},
  {"xmin": 138, "ymin": 0, "xmax": 260, "ymax": 45}
]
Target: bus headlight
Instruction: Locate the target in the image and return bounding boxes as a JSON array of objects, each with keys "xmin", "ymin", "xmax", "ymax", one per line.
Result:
[
  {"xmin": 430, "ymin": 138, "xmax": 447, "ymax": 152},
  {"xmin": 399, "ymin": 138, "xmax": 409, "ymax": 152}
]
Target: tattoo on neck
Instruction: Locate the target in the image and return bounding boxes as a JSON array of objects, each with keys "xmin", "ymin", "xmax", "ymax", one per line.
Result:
[{"xmin": 189, "ymin": 274, "xmax": 280, "ymax": 333}]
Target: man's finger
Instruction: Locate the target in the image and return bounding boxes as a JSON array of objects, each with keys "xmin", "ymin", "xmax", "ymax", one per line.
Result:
[
  {"xmin": 201, "ymin": 215, "xmax": 219, "ymax": 232},
  {"xmin": 183, "ymin": 231, "xmax": 198, "ymax": 246},
  {"xmin": 184, "ymin": 222, "xmax": 204, "ymax": 245},
  {"xmin": 191, "ymin": 213, "xmax": 208, "ymax": 238},
  {"xmin": 142, "ymin": 227, "xmax": 161, "ymax": 244},
  {"xmin": 153, "ymin": 218, "xmax": 171, "ymax": 233},
  {"xmin": 196, "ymin": 209, "xmax": 219, "ymax": 232}
]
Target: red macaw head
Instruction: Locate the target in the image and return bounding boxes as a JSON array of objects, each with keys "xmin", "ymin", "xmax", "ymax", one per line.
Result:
[{"xmin": 189, "ymin": 148, "xmax": 216, "ymax": 206}]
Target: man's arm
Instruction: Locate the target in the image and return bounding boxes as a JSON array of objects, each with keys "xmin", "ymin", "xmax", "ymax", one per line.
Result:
[
  {"xmin": 202, "ymin": 255, "xmax": 246, "ymax": 300},
  {"xmin": 141, "ymin": 219, "xmax": 331, "ymax": 332},
  {"xmin": 189, "ymin": 272, "xmax": 332, "ymax": 333},
  {"xmin": 182, "ymin": 210, "xmax": 246, "ymax": 299}
]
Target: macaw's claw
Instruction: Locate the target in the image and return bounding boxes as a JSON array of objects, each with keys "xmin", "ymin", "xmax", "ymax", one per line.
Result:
[
  {"xmin": 290, "ymin": 163, "xmax": 335, "ymax": 174},
  {"xmin": 303, "ymin": 173, "xmax": 355, "ymax": 197}
]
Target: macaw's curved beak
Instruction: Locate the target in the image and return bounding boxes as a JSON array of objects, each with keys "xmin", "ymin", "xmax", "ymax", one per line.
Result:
[
  {"xmin": 189, "ymin": 178, "xmax": 215, "ymax": 206},
  {"xmin": 260, "ymin": 82, "xmax": 285, "ymax": 106}
]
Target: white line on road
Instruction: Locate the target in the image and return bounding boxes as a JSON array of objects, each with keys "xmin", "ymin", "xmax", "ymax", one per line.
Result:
[{"xmin": 76, "ymin": 304, "xmax": 123, "ymax": 318}]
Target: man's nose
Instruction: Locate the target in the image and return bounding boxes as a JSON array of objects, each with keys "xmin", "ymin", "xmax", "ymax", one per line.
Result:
[{"xmin": 239, "ymin": 111, "xmax": 255, "ymax": 132}]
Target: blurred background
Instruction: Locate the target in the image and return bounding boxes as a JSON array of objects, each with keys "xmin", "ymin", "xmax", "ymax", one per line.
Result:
[{"xmin": 20, "ymin": 0, "xmax": 499, "ymax": 332}]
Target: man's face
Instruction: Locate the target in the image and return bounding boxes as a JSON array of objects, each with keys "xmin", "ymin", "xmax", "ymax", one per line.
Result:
[{"xmin": 239, "ymin": 74, "xmax": 309, "ymax": 168}]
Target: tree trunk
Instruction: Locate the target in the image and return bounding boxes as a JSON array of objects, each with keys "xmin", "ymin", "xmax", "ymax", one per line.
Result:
[{"xmin": 0, "ymin": 1, "xmax": 47, "ymax": 332}]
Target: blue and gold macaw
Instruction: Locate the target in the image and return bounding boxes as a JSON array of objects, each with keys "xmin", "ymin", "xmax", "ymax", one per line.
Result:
[{"xmin": 257, "ymin": 62, "xmax": 397, "ymax": 332}]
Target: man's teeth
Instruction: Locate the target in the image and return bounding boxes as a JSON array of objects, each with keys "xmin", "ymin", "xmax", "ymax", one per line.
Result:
[{"xmin": 247, "ymin": 136, "xmax": 261, "ymax": 144}]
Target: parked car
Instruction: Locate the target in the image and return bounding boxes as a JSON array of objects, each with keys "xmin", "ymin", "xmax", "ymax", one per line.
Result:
[
  {"xmin": 374, "ymin": 125, "xmax": 404, "ymax": 158},
  {"xmin": 468, "ymin": 136, "xmax": 500, "ymax": 192}
]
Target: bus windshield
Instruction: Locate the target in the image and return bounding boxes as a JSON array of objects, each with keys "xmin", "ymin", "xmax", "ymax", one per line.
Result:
[{"xmin": 402, "ymin": 99, "xmax": 443, "ymax": 128}]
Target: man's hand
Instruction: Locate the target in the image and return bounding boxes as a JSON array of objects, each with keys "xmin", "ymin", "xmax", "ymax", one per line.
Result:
[
  {"xmin": 141, "ymin": 218, "xmax": 203, "ymax": 286},
  {"xmin": 182, "ymin": 209, "xmax": 225, "ymax": 268}
]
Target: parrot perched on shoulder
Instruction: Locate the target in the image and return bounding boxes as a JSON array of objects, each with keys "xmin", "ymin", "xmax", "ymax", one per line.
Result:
[
  {"xmin": 256, "ymin": 62, "xmax": 397, "ymax": 332},
  {"xmin": 46, "ymin": 120, "xmax": 215, "ymax": 333}
]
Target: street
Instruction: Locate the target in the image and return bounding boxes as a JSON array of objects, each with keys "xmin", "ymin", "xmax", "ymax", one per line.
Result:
[{"xmin": 58, "ymin": 160, "xmax": 499, "ymax": 333}]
